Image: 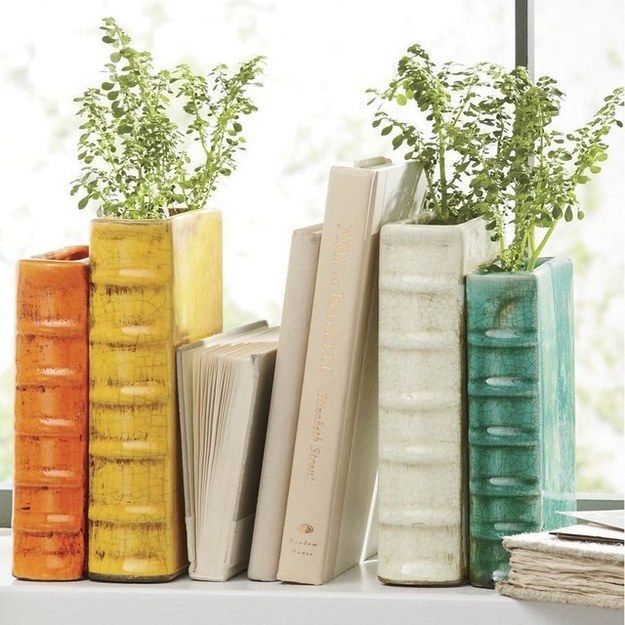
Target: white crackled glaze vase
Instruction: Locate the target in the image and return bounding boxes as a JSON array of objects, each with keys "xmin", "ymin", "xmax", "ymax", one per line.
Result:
[{"xmin": 377, "ymin": 216, "xmax": 496, "ymax": 586}]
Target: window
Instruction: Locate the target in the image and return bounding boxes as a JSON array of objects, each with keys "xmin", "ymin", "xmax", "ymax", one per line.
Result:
[{"xmin": 0, "ymin": 0, "xmax": 622, "ymax": 496}]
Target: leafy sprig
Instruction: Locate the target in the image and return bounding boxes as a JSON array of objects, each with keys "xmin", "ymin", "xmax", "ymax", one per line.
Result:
[
  {"xmin": 486, "ymin": 70, "xmax": 623, "ymax": 271},
  {"xmin": 370, "ymin": 44, "xmax": 624, "ymax": 271},
  {"xmin": 367, "ymin": 44, "xmax": 509, "ymax": 225},
  {"xmin": 72, "ymin": 17, "xmax": 264, "ymax": 219}
]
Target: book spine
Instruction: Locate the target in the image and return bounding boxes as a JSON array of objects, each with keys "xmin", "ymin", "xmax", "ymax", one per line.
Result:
[
  {"xmin": 278, "ymin": 169, "xmax": 377, "ymax": 584},
  {"xmin": 467, "ymin": 272, "xmax": 542, "ymax": 589},
  {"xmin": 248, "ymin": 227, "xmax": 321, "ymax": 582},
  {"xmin": 377, "ymin": 220, "xmax": 494, "ymax": 585},
  {"xmin": 88, "ymin": 211, "xmax": 222, "ymax": 582},
  {"xmin": 13, "ymin": 247, "xmax": 89, "ymax": 580},
  {"xmin": 88, "ymin": 220, "xmax": 183, "ymax": 582}
]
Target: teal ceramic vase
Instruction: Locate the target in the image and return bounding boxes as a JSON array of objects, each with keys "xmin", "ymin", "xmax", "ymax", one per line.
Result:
[{"xmin": 466, "ymin": 257, "xmax": 576, "ymax": 589}]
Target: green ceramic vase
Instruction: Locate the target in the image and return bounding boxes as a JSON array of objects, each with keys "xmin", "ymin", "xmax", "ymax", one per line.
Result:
[{"xmin": 467, "ymin": 257, "xmax": 576, "ymax": 589}]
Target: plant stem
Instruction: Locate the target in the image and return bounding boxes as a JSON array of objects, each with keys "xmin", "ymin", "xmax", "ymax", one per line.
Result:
[
  {"xmin": 450, "ymin": 71, "xmax": 478, "ymax": 128},
  {"xmin": 526, "ymin": 221, "xmax": 557, "ymax": 271},
  {"xmin": 498, "ymin": 224, "xmax": 506, "ymax": 259},
  {"xmin": 421, "ymin": 166, "xmax": 437, "ymax": 211},
  {"xmin": 438, "ymin": 133, "xmax": 447, "ymax": 216}
]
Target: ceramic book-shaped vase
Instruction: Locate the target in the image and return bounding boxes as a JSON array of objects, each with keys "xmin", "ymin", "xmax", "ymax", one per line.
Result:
[
  {"xmin": 13, "ymin": 246, "xmax": 89, "ymax": 580},
  {"xmin": 88, "ymin": 209, "xmax": 222, "ymax": 582},
  {"xmin": 467, "ymin": 257, "xmax": 576, "ymax": 589},
  {"xmin": 377, "ymin": 218, "xmax": 496, "ymax": 585}
]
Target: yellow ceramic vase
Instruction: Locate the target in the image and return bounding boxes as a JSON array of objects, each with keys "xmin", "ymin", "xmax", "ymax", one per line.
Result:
[{"xmin": 88, "ymin": 209, "xmax": 222, "ymax": 582}]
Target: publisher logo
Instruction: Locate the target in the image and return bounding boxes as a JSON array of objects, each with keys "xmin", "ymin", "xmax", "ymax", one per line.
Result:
[{"xmin": 297, "ymin": 523, "xmax": 314, "ymax": 534}]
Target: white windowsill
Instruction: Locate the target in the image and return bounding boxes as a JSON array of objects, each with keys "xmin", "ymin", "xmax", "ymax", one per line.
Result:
[{"xmin": 0, "ymin": 531, "xmax": 620, "ymax": 625}]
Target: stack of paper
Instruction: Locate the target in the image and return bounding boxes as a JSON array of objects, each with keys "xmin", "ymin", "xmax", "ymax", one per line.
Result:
[{"xmin": 498, "ymin": 510, "xmax": 624, "ymax": 610}]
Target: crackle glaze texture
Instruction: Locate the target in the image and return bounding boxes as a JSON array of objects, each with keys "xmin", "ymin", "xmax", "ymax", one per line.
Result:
[
  {"xmin": 88, "ymin": 210, "xmax": 222, "ymax": 582},
  {"xmin": 378, "ymin": 218, "xmax": 497, "ymax": 586},
  {"xmin": 467, "ymin": 257, "xmax": 576, "ymax": 589},
  {"xmin": 13, "ymin": 246, "xmax": 89, "ymax": 580}
]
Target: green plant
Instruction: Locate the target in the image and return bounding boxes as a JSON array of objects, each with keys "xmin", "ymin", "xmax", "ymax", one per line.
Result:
[
  {"xmin": 484, "ymin": 69, "xmax": 623, "ymax": 271},
  {"xmin": 368, "ymin": 44, "xmax": 509, "ymax": 225},
  {"xmin": 72, "ymin": 17, "xmax": 264, "ymax": 219},
  {"xmin": 370, "ymin": 44, "xmax": 624, "ymax": 271}
]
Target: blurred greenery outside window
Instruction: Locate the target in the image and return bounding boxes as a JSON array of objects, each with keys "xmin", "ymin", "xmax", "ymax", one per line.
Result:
[{"xmin": 0, "ymin": 0, "xmax": 622, "ymax": 497}]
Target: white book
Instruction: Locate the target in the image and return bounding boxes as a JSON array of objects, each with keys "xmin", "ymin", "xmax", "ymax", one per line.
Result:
[
  {"xmin": 177, "ymin": 322, "xmax": 279, "ymax": 581},
  {"xmin": 278, "ymin": 158, "xmax": 423, "ymax": 585},
  {"xmin": 248, "ymin": 225, "xmax": 322, "ymax": 581}
]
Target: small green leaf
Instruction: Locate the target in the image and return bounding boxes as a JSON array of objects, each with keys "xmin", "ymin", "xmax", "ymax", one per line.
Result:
[
  {"xmin": 381, "ymin": 126, "xmax": 393, "ymax": 136},
  {"xmin": 71, "ymin": 26, "xmax": 265, "ymax": 217}
]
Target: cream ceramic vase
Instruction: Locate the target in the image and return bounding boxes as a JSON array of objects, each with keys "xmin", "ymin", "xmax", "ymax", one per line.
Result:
[{"xmin": 377, "ymin": 216, "xmax": 497, "ymax": 586}]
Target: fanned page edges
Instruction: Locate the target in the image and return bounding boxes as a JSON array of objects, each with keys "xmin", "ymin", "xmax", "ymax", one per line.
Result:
[
  {"xmin": 498, "ymin": 531, "xmax": 624, "ymax": 610},
  {"xmin": 177, "ymin": 323, "xmax": 279, "ymax": 581},
  {"xmin": 503, "ymin": 531, "xmax": 624, "ymax": 562},
  {"xmin": 13, "ymin": 246, "xmax": 89, "ymax": 581},
  {"xmin": 177, "ymin": 321, "xmax": 269, "ymax": 571}
]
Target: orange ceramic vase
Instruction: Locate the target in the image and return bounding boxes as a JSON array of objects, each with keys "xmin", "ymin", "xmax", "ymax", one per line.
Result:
[{"xmin": 13, "ymin": 246, "xmax": 89, "ymax": 580}]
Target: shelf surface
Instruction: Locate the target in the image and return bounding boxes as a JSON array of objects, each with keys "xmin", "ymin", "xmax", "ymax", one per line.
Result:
[{"xmin": 0, "ymin": 530, "xmax": 621, "ymax": 625}]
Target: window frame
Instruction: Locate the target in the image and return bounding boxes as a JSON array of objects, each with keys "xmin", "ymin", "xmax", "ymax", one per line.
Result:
[
  {"xmin": 0, "ymin": 489, "xmax": 10, "ymax": 528},
  {"xmin": 0, "ymin": 487, "xmax": 622, "ymax": 529}
]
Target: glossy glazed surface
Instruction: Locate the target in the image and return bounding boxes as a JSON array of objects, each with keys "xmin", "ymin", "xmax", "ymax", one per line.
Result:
[
  {"xmin": 88, "ymin": 210, "xmax": 222, "ymax": 581},
  {"xmin": 378, "ymin": 218, "xmax": 497, "ymax": 585},
  {"xmin": 467, "ymin": 258, "xmax": 576, "ymax": 588},
  {"xmin": 13, "ymin": 246, "xmax": 89, "ymax": 580}
]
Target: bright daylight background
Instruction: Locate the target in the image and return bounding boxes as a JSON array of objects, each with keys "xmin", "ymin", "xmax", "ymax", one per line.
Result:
[{"xmin": 0, "ymin": 0, "xmax": 623, "ymax": 493}]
